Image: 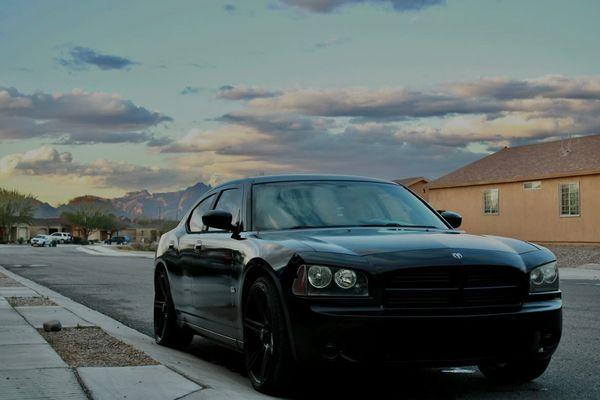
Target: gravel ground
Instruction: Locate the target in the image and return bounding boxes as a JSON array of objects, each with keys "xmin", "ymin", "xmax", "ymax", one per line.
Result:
[
  {"xmin": 0, "ymin": 271, "xmax": 23, "ymax": 287},
  {"xmin": 39, "ymin": 327, "xmax": 159, "ymax": 367},
  {"xmin": 7, "ymin": 296, "xmax": 57, "ymax": 306},
  {"xmin": 542, "ymin": 244, "xmax": 600, "ymax": 268}
]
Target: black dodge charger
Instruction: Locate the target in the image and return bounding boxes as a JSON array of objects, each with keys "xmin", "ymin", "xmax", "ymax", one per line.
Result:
[{"xmin": 154, "ymin": 175, "xmax": 562, "ymax": 393}]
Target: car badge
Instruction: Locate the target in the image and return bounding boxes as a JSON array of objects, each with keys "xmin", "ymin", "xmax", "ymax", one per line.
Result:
[{"xmin": 451, "ymin": 252, "xmax": 463, "ymax": 260}]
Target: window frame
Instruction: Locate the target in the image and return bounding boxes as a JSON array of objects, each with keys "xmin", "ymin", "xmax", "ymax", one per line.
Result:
[
  {"xmin": 483, "ymin": 188, "xmax": 499, "ymax": 215},
  {"xmin": 559, "ymin": 182, "xmax": 580, "ymax": 217},
  {"xmin": 186, "ymin": 193, "xmax": 217, "ymax": 233}
]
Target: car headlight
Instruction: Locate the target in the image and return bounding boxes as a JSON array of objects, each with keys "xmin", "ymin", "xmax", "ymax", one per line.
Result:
[
  {"xmin": 529, "ymin": 261, "xmax": 559, "ymax": 293},
  {"xmin": 293, "ymin": 265, "xmax": 368, "ymax": 297}
]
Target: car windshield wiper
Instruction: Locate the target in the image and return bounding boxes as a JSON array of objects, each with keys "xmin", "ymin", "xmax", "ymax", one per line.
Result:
[
  {"xmin": 288, "ymin": 225, "xmax": 354, "ymax": 230},
  {"xmin": 356, "ymin": 223, "xmax": 440, "ymax": 229},
  {"xmin": 287, "ymin": 224, "xmax": 440, "ymax": 230}
]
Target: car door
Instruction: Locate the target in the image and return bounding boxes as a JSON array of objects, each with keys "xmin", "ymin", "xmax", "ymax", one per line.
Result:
[
  {"xmin": 188, "ymin": 186, "xmax": 244, "ymax": 339},
  {"xmin": 176, "ymin": 193, "xmax": 217, "ymax": 317}
]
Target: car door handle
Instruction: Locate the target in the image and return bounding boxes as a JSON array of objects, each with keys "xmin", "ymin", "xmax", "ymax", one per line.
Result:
[
  {"xmin": 194, "ymin": 240, "xmax": 202, "ymax": 252},
  {"xmin": 168, "ymin": 240, "xmax": 175, "ymax": 250}
]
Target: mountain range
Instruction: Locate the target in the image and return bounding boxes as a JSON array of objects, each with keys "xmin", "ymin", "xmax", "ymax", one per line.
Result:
[{"xmin": 34, "ymin": 182, "xmax": 211, "ymax": 221}]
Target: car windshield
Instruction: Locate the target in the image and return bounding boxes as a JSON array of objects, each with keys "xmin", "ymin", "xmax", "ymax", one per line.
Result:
[{"xmin": 252, "ymin": 180, "xmax": 448, "ymax": 231}]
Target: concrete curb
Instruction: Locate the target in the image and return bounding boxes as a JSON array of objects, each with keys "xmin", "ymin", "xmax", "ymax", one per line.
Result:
[{"xmin": 0, "ymin": 265, "xmax": 268, "ymax": 400}]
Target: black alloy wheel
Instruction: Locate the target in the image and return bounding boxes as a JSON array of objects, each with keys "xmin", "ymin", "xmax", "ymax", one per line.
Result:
[
  {"xmin": 243, "ymin": 277, "xmax": 294, "ymax": 394},
  {"xmin": 154, "ymin": 268, "xmax": 193, "ymax": 347}
]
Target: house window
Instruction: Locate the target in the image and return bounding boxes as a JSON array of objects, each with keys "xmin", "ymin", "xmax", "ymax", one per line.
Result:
[
  {"xmin": 523, "ymin": 181, "xmax": 542, "ymax": 190},
  {"xmin": 560, "ymin": 183, "xmax": 580, "ymax": 216},
  {"xmin": 483, "ymin": 189, "xmax": 499, "ymax": 215}
]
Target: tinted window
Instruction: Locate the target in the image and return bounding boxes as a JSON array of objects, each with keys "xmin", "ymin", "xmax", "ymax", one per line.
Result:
[
  {"xmin": 252, "ymin": 181, "xmax": 447, "ymax": 231},
  {"xmin": 188, "ymin": 194, "xmax": 216, "ymax": 232},
  {"xmin": 212, "ymin": 189, "xmax": 242, "ymax": 230}
]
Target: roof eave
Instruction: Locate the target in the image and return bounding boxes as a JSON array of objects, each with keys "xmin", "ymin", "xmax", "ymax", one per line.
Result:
[{"xmin": 429, "ymin": 169, "xmax": 600, "ymax": 190}]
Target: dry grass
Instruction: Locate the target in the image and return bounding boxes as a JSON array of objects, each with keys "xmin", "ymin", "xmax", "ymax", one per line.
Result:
[
  {"xmin": 39, "ymin": 327, "xmax": 158, "ymax": 367},
  {"xmin": 0, "ymin": 272, "xmax": 22, "ymax": 287},
  {"xmin": 7, "ymin": 296, "xmax": 57, "ymax": 307},
  {"xmin": 543, "ymin": 244, "xmax": 600, "ymax": 268}
]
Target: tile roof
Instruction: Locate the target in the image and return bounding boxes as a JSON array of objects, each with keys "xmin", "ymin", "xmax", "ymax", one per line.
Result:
[
  {"xmin": 430, "ymin": 135, "xmax": 600, "ymax": 189},
  {"xmin": 393, "ymin": 176, "xmax": 430, "ymax": 186}
]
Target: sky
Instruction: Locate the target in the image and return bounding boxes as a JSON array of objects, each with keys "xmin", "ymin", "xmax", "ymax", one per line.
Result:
[{"xmin": 1, "ymin": 0, "xmax": 600, "ymax": 205}]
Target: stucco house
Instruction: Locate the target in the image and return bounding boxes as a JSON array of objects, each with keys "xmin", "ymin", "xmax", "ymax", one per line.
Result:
[
  {"xmin": 428, "ymin": 135, "xmax": 600, "ymax": 244},
  {"xmin": 394, "ymin": 177, "xmax": 430, "ymax": 200}
]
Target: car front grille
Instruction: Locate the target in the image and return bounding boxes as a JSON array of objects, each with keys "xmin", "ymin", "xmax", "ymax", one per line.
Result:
[{"xmin": 383, "ymin": 266, "xmax": 526, "ymax": 311}]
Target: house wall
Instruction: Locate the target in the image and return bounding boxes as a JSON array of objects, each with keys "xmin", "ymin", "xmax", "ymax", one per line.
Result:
[
  {"xmin": 407, "ymin": 181, "xmax": 429, "ymax": 201},
  {"xmin": 428, "ymin": 174, "xmax": 600, "ymax": 244}
]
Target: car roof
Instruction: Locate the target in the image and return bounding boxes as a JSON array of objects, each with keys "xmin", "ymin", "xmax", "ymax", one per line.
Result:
[{"xmin": 210, "ymin": 174, "xmax": 395, "ymax": 191}]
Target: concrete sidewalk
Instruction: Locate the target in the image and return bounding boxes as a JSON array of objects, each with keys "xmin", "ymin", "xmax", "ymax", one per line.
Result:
[
  {"xmin": 0, "ymin": 265, "xmax": 269, "ymax": 400},
  {"xmin": 0, "ymin": 269, "xmax": 207, "ymax": 400},
  {"xmin": 0, "ymin": 297, "xmax": 88, "ymax": 399}
]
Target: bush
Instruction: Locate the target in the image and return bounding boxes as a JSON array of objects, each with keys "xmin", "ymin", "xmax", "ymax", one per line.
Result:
[{"xmin": 17, "ymin": 237, "xmax": 25, "ymax": 245}]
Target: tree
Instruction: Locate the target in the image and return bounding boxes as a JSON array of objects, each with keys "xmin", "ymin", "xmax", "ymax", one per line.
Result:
[
  {"xmin": 61, "ymin": 206, "xmax": 100, "ymax": 240},
  {"xmin": 0, "ymin": 188, "xmax": 36, "ymax": 242},
  {"xmin": 96, "ymin": 213, "xmax": 124, "ymax": 237},
  {"xmin": 62, "ymin": 206, "xmax": 125, "ymax": 240}
]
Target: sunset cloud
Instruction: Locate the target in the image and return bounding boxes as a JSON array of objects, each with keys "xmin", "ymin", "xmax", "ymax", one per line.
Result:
[
  {"xmin": 159, "ymin": 75, "xmax": 600, "ymax": 180},
  {"xmin": 0, "ymin": 87, "xmax": 171, "ymax": 144},
  {"xmin": 0, "ymin": 146, "xmax": 199, "ymax": 191}
]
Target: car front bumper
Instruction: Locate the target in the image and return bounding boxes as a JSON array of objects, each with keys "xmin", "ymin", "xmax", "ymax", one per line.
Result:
[{"xmin": 287, "ymin": 298, "xmax": 562, "ymax": 366}]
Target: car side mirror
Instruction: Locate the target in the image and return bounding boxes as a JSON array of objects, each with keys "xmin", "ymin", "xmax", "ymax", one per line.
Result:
[
  {"xmin": 440, "ymin": 211, "xmax": 462, "ymax": 229},
  {"xmin": 202, "ymin": 210, "xmax": 236, "ymax": 232}
]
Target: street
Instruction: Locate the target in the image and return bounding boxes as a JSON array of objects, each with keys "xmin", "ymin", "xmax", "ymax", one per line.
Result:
[{"xmin": 1, "ymin": 244, "xmax": 599, "ymax": 399}]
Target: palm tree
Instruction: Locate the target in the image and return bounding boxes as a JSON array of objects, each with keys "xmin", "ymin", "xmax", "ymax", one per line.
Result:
[{"xmin": 0, "ymin": 188, "xmax": 36, "ymax": 242}]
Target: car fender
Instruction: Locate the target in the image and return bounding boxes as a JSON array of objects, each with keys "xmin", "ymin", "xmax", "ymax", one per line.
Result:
[{"xmin": 239, "ymin": 257, "xmax": 298, "ymax": 359}]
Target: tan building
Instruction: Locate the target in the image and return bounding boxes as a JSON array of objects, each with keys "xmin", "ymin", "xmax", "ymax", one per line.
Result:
[
  {"xmin": 428, "ymin": 135, "xmax": 600, "ymax": 244},
  {"xmin": 394, "ymin": 177, "xmax": 430, "ymax": 200}
]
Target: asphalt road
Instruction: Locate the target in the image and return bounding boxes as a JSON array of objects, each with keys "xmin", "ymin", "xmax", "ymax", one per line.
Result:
[{"xmin": 1, "ymin": 244, "xmax": 599, "ymax": 399}]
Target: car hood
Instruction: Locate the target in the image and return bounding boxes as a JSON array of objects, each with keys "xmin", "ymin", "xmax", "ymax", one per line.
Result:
[{"xmin": 256, "ymin": 228, "xmax": 539, "ymax": 257}]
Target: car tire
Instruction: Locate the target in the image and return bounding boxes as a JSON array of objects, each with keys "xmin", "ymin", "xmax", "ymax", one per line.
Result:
[
  {"xmin": 243, "ymin": 276, "xmax": 295, "ymax": 395},
  {"xmin": 154, "ymin": 268, "xmax": 194, "ymax": 348},
  {"xmin": 478, "ymin": 357, "xmax": 551, "ymax": 383}
]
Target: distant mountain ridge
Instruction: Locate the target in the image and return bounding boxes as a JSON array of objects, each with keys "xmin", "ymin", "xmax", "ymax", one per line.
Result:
[{"xmin": 34, "ymin": 182, "xmax": 211, "ymax": 220}]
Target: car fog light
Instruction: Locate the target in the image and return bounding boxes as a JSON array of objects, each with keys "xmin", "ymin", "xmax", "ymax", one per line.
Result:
[
  {"xmin": 334, "ymin": 269, "xmax": 357, "ymax": 289},
  {"xmin": 308, "ymin": 265, "xmax": 332, "ymax": 288}
]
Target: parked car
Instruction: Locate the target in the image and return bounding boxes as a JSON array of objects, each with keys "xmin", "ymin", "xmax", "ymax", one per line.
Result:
[
  {"xmin": 154, "ymin": 175, "xmax": 562, "ymax": 394},
  {"xmin": 30, "ymin": 234, "xmax": 56, "ymax": 247},
  {"xmin": 104, "ymin": 236, "xmax": 130, "ymax": 245},
  {"xmin": 50, "ymin": 232, "xmax": 72, "ymax": 244}
]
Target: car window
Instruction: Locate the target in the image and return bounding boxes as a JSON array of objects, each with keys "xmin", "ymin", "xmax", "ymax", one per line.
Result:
[
  {"xmin": 210, "ymin": 188, "xmax": 242, "ymax": 231},
  {"xmin": 188, "ymin": 194, "xmax": 216, "ymax": 232},
  {"xmin": 252, "ymin": 181, "xmax": 447, "ymax": 231}
]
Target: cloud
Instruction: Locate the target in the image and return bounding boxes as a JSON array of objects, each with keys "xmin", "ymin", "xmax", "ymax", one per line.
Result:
[
  {"xmin": 223, "ymin": 4, "xmax": 237, "ymax": 13},
  {"xmin": 57, "ymin": 46, "xmax": 136, "ymax": 71},
  {"xmin": 217, "ymin": 85, "xmax": 281, "ymax": 100},
  {"xmin": 0, "ymin": 87, "xmax": 171, "ymax": 144},
  {"xmin": 180, "ymin": 86, "xmax": 201, "ymax": 95},
  {"xmin": 0, "ymin": 146, "xmax": 198, "ymax": 191},
  {"xmin": 158, "ymin": 75, "xmax": 600, "ymax": 181},
  {"xmin": 315, "ymin": 36, "xmax": 350, "ymax": 48},
  {"xmin": 280, "ymin": 0, "xmax": 445, "ymax": 13}
]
